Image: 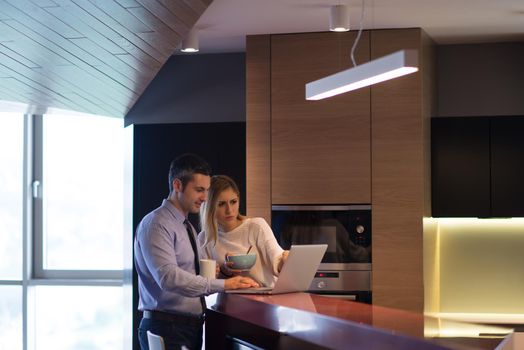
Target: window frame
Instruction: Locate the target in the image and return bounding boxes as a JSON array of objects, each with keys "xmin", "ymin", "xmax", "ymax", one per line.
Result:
[
  {"xmin": 0, "ymin": 112, "xmax": 127, "ymax": 350},
  {"xmin": 31, "ymin": 115, "xmax": 123, "ymax": 281}
]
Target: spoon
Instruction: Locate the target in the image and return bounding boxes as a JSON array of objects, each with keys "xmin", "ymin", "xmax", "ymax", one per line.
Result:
[{"xmin": 246, "ymin": 245, "xmax": 253, "ymax": 254}]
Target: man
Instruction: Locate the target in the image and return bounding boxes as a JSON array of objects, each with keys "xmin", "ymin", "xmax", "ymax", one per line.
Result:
[{"xmin": 135, "ymin": 154, "xmax": 258, "ymax": 350}]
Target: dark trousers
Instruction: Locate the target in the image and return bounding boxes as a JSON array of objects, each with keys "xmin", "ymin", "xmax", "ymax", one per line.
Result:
[{"xmin": 138, "ymin": 317, "xmax": 203, "ymax": 350}]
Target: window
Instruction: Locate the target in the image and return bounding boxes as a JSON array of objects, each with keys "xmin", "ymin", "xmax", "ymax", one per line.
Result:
[
  {"xmin": 35, "ymin": 114, "xmax": 124, "ymax": 277},
  {"xmin": 0, "ymin": 113, "xmax": 24, "ymax": 280},
  {"xmin": 0, "ymin": 113, "xmax": 128, "ymax": 350},
  {"xmin": 0, "ymin": 286, "xmax": 22, "ymax": 350},
  {"xmin": 33, "ymin": 286, "xmax": 123, "ymax": 349}
]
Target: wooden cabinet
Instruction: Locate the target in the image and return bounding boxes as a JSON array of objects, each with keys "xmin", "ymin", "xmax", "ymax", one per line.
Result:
[
  {"xmin": 432, "ymin": 116, "xmax": 524, "ymax": 217},
  {"xmin": 246, "ymin": 29, "xmax": 435, "ymax": 312},
  {"xmin": 270, "ymin": 32, "xmax": 371, "ymax": 204},
  {"xmin": 370, "ymin": 29, "xmax": 434, "ymax": 313},
  {"xmin": 246, "ymin": 35, "xmax": 272, "ymax": 221}
]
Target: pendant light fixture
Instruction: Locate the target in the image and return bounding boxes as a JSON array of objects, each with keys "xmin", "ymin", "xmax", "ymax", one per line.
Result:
[
  {"xmin": 306, "ymin": 0, "xmax": 419, "ymax": 100},
  {"xmin": 306, "ymin": 49, "xmax": 418, "ymax": 100},
  {"xmin": 181, "ymin": 28, "xmax": 199, "ymax": 53},
  {"xmin": 330, "ymin": 5, "xmax": 350, "ymax": 32}
]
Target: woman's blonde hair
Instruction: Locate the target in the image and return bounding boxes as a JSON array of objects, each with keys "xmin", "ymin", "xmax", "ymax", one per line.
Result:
[{"xmin": 200, "ymin": 175, "xmax": 241, "ymax": 246}]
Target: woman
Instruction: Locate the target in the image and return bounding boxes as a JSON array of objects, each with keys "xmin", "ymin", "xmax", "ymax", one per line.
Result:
[{"xmin": 198, "ymin": 175, "xmax": 289, "ymax": 287}]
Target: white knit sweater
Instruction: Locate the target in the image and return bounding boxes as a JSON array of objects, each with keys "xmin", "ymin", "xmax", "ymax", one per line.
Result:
[{"xmin": 198, "ymin": 217, "xmax": 284, "ymax": 287}]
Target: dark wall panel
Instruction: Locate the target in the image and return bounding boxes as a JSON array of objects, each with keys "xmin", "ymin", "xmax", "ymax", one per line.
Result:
[
  {"xmin": 125, "ymin": 53, "xmax": 245, "ymax": 125},
  {"xmin": 132, "ymin": 122, "xmax": 246, "ymax": 349},
  {"xmin": 133, "ymin": 122, "xmax": 246, "ymax": 222},
  {"xmin": 437, "ymin": 42, "xmax": 524, "ymax": 117}
]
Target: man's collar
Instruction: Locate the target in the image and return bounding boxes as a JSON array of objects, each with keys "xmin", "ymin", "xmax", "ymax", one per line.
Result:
[{"xmin": 162, "ymin": 199, "xmax": 186, "ymax": 222}]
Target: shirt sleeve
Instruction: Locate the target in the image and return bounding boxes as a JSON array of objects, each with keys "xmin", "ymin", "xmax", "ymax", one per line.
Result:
[
  {"xmin": 252, "ymin": 218, "xmax": 284, "ymax": 275},
  {"xmin": 138, "ymin": 222, "xmax": 224, "ymax": 297}
]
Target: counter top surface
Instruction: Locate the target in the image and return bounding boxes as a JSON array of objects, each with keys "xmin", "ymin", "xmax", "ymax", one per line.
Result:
[{"xmin": 206, "ymin": 292, "xmax": 511, "ymax": 350}]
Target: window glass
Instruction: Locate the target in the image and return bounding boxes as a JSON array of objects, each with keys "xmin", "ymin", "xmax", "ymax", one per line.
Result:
[
  {"xmin": 0, "ymin": 285, "xmax": 23, "ymax": 350},
  {"xmin": 42, "ymin": 115, "xmax": 124, "ymax": 270},
  {"xmin": 0, "ymin": 113, "xmax": 23, "ymax": 279},
  {"xmin": 34, "ymin": 286, "xmax": 123, "ymax": 350}
]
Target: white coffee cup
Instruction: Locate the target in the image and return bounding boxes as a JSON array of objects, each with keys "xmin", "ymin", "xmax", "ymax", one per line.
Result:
[{"xmin": 199, "ymin": 259, "xmax": 216, "ymax": 279}]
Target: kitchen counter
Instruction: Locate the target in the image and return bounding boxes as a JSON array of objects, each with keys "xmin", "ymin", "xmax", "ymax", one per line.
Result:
[{"xmin": 205, "ymin": 293, "xmax": 512, "ymax": 350}]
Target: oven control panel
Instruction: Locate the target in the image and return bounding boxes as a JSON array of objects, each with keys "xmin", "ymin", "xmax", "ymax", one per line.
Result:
[
  {"xmin": 315, "ymin": 272, "xmax": 339, "ymax": 278},
  {"xmin": 310, "ymin": 270, "xmax": 371, "ymax": 292}
]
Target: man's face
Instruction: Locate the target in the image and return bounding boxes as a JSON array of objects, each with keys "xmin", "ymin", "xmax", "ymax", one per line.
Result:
[{"xmin": 176, "ymin": 174, "xmax": 211, "ymax": 214}]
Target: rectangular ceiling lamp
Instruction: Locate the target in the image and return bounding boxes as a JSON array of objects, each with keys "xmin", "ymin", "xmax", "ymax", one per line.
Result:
[{"xmin": 305, "ymin": 49, "xmax": 419, "ymax": 100}]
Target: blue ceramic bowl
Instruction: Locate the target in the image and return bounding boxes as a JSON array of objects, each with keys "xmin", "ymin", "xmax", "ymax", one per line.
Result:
[{"xmin": 227, "ymin": 254, "xmax": 257, "ymax": 270}]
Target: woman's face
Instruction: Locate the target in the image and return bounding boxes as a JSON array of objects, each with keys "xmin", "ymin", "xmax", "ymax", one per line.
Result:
[{"xmin": 215, "ymin": 187, "xmax": 240, "ymax": 231}]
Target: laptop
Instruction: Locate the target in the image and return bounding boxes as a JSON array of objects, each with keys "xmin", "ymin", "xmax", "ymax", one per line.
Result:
[{"xmin": 226, "ymin": 244, "xmax": 327, "ymax": 295}]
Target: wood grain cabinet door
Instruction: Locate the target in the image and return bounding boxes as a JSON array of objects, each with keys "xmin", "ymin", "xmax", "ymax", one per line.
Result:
[{"xmin": 270, "ymin": 32, "xmax": 371, "ymax": 204}]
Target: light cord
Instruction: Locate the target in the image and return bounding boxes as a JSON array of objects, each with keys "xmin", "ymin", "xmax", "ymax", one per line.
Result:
[{"xmin": 350, "ymin": 0, "xmax": 366, "ymax": 67}]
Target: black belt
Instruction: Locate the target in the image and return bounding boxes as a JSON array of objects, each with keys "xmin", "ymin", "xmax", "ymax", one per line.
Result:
[{"xmin": 142, "ymin": 310, "xmax": 204, "ymax": 327}]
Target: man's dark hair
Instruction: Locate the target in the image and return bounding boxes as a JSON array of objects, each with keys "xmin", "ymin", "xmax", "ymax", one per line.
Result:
[{"xmin": 168, "ymin": 153, "xmax": 212, "ymax": 193}]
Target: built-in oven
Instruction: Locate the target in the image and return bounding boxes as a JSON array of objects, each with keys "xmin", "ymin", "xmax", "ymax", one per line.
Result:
[{"xmin": 271, "ymin": 205, "xmax": 372, "ymax": 303}]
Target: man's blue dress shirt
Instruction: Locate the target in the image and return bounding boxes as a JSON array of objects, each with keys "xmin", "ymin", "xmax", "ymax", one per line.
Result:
[{"xmin": 134, "ymin": 199, "xmax": 224, "ymax": 316}]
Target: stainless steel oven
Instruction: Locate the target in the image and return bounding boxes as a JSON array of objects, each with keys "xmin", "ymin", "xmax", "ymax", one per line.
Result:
[{"xmin": 272, "ymin": 205, "xmax": 371, "ymax": 302}]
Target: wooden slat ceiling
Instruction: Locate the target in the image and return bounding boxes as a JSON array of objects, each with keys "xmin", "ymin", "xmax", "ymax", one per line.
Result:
[{"xmin": 0, "ymin": 0, "xmax": 212, "ymax": 117}]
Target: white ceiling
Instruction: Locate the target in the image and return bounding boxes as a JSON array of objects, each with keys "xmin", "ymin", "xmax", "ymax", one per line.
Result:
[{"xmin": 191, "ymin": 0, "xmax": 524, "ymax": 54}]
